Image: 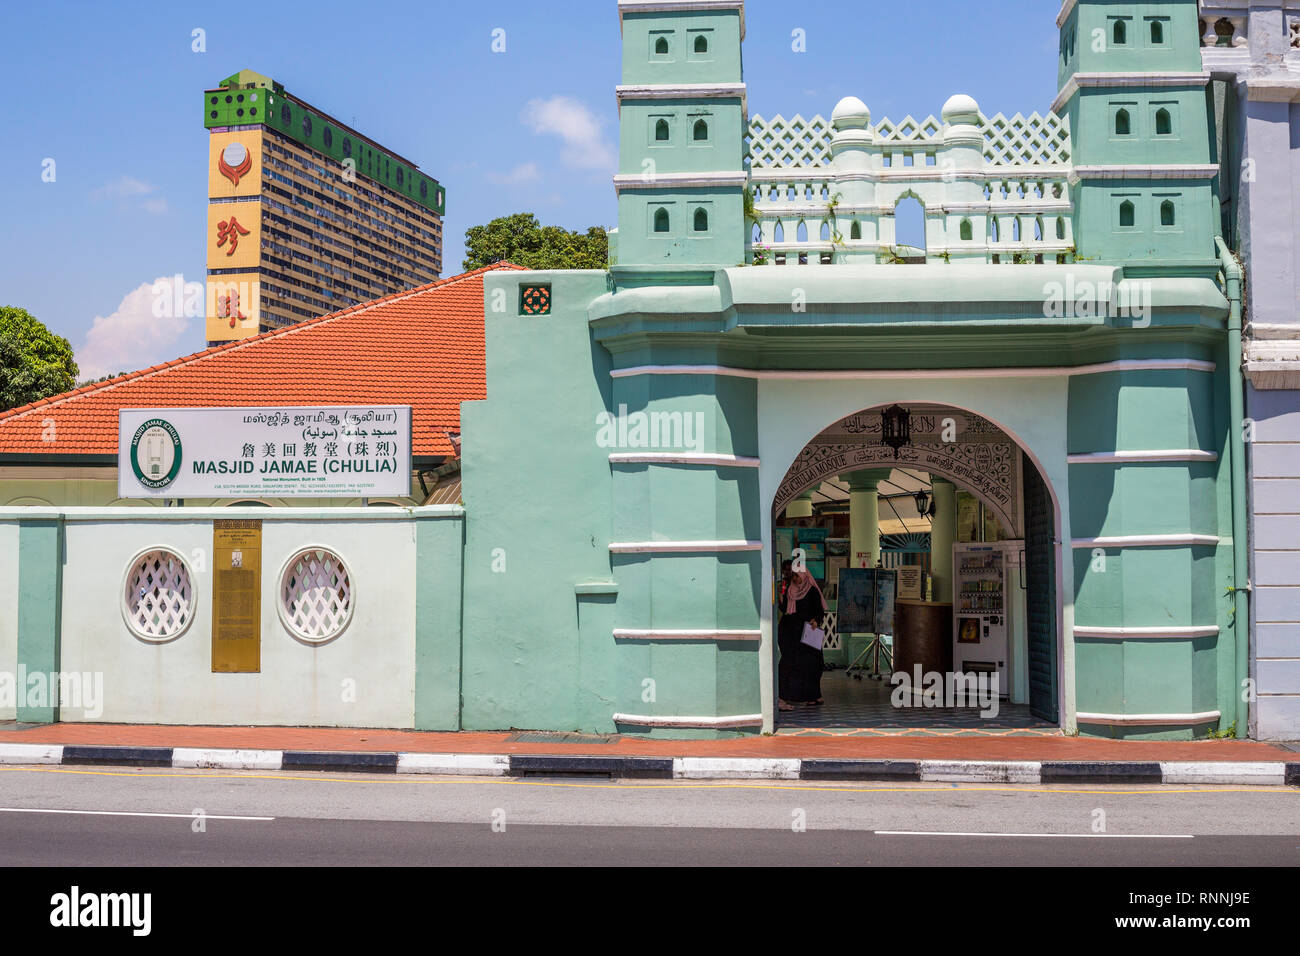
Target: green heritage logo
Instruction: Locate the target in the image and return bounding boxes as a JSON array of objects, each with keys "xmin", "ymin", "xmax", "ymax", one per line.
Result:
[{"xmin": 130, "ymin": 419, "xmax": 183, "ymax": 489}]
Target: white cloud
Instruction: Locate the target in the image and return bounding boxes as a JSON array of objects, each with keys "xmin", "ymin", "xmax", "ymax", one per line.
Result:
[
  {"xmin": 485, "ymin": 162, "xmax": 541, "ymax": 185},
  {"xmin": 91, "ymin": 175, "xmax": 167, "ymax": 215},
  {"xmin": 520, "ymin": 96, "xmax": 616, "ymax": 171},
  {"xmin": 76, "ymin": 277, "xmax": 194, "ymax": 381}
]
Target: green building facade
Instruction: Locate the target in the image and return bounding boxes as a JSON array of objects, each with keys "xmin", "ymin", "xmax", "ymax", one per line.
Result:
[{"xmin": 458, "ymin": 0, "xmax": 1249, "ymax": 739}]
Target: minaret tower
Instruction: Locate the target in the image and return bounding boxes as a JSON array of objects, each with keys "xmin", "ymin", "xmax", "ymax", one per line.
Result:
[
  {"xmin": 1055, "ymin": 0, "xmax": 1219, "ymax": 270},
  {"xmin": 613, "ymin": 1, "xmax": 748, "ymax": 268}
]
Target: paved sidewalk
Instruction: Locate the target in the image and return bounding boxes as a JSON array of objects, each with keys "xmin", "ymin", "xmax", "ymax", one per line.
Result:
[{"xmin": 0, "ymin": 721, "xmax": 1294, "ymax": 762}]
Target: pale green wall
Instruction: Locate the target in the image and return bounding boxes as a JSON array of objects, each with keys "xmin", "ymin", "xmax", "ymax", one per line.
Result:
[
  {"xmin": 459, "ymin": 270, "xmax": 616, "ymax": 732},
  {"xmin": 0, "ymin": 520, "xmax": 18, "ymax": 720}
]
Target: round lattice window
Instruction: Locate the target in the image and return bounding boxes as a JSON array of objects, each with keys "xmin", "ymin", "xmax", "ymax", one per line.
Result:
[
  {"xmin": 121, "ymin": 549, "xmax": 196, "ymax": 643},
  {"xmin": 278, "ymin": 548, "xmax": 354, "ymax": 644}
]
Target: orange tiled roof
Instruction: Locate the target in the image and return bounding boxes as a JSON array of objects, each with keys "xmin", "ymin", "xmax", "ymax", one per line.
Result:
[{"xmin": 0, "ymin": 263, "xmax": 525, "ymax": 459}]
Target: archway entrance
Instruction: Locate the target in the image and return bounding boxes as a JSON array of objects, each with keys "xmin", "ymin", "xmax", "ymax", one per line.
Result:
[{"xmin": 771, "ymin": 403, "xmax": 1061, "ymax": 731}]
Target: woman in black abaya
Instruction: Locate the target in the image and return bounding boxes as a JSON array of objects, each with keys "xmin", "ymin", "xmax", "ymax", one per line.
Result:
[{"xmin": 782, "ymin": 569, "xmax": 828, "ymax": 706}]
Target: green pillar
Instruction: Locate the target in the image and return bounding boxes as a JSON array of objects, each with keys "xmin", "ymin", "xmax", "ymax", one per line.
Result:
[
  {"xmin": 843, "ymin": 470, "xmax": 890, "ymax": 568},
  {"xmin": 413, "ymin": 512, "xmax": 464, "ymax": 730},
  {"xmin": 16, "ymin": 517, "xmax": 63, "ymax": 724},
  {"xmin": 929, "ymin": 478, "xmax": 957, "ymax": 603},
  {"xmin": 785, "ymin": 491, "xmax": 814, "ymax": 519}
]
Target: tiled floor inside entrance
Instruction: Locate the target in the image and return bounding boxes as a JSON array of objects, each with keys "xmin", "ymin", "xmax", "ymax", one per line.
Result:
[{"xmin": 776, "ymin": 668, "xmax": 1059, "ymax": 737}]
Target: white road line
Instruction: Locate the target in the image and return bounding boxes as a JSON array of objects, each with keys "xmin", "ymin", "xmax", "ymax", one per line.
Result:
[
  {"xmin": 0, "ymin": 807, "xmax": 274, "ymax": 821},
  {"xmin": 874, "ymin": 830, "xmax": 1193, "ymax": 838}
]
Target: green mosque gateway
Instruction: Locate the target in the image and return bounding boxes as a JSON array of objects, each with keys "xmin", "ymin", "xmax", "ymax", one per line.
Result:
[
  {"xmin": 460, "ymin": 0, "xmax": 1248, "ymax": 739},
  {"xmin": 0, "ymin": 0, "xmax": 1268, "ymax": 741}
]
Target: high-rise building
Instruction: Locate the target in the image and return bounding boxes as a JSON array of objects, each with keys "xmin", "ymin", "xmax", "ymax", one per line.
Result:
[{"xmin": 203, "ymin": 69, "xmax": 444, "ymax": 345}]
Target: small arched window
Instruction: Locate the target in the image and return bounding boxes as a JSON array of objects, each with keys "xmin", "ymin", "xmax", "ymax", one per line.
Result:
[
  {"xmin": 990, "ymin": 218, "xmax": 1000, "ymax": 242},
  {"xmin": 693, "ymin": 119, "xmax": 708, "ymax": 141},
  {"xmin": 1155, "ymin": 109, "xmax": 1172, "ymax": 135},
  {"xmin": 655, "ymin": 119, "xmax": 670, "ymax": 142},
  {"xmin": 752, "ymin": 222, "xmax": 762, "ymax": 243},
  {"xmin": 655, "ymin": 36, "xmax": 669, "ymax": 55},
  {"xmin": 1160, "ymin": 201, "xmax": 1176, "ymax": 226},
  {"xmin": 1151, "ymin": 20, "xmax": 1164, "ymax": 44},
  {"xmin": 1056, "ymin": 217, "xmax": 1066, "ymax": 240},
  {"xmin": 1012, "ymin": 218, "xmax": 1022, "ymax": 242},
  {"xmin": 960, "ymin": 219, "xmax": 973, "ymax": 241},
  {"xmin": 773, "ymin": 221, "xmax": 785, "ymax": 243},
  {"xmin": 1115, "ymin": 109, "xmax": 1131, "ymax": 135},
  {"xmin": 694, "ymin": 35, "xmax": 708, "ymax": 53},
  {"xmin": 654, "ymin": 207, "xmax": 670, "ymax": 233},
  {"xmin": 694, "ymin": 208, "xmax": 709, "ymax": 232},
  {"xmin": 850, "ymin": 221, "xmax": 861, "ymax": 240},
  {"xmin": 1119, "ymin": 201, "xmax": 1135, "ymax": 227},
  {"xmin": 819, "ymin": 221, "xmax": 831, "ymax": 241},
  {"xmin": 1034, "ymin": 216, "xmax": 1044, "ymax": 241},
  {"xmin": 1114, "ymin": 20, "xmax": 1127, "ymax": 44}
]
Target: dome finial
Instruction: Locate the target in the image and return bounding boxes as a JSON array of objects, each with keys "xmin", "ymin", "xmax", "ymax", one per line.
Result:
[
  {"xmin": 942, "ymin": 93, "xmax": 980, "ymax": 125},
  {"xmin": 831, "ymin": 96, "xmax": 871, "ymax": 130}
]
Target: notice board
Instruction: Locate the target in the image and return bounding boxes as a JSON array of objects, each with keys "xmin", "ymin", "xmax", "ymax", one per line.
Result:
[
  {"xmin": 837, "ymin": 568, "xmax": 898, "ymax": 635},
  {"xmin": 212, "ymin": 519, "xmax": 262, "ymax": 672}
]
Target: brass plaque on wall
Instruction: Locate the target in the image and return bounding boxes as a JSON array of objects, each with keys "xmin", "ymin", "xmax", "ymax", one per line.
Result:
[{"xmin": 212, "ymin": 519, "xmax": 262, "ymax": 672}]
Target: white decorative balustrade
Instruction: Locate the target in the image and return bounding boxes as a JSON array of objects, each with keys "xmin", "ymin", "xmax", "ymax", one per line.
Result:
[{"xmin": 745, "ymin": 95, "xmax": 1075, "ymax": 265}]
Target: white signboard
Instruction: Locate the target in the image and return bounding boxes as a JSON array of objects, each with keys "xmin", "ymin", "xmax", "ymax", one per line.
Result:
[{"xmin": 118, "ymin": 406, "xmax": 412, "ymax": 499}]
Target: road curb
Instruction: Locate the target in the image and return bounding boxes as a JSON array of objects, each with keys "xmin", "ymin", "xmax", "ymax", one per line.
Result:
[
  {"xmin": 60, "ymin": 745, "xmax": 174, "ymax": 767},
  {"xmin": 0, "ymin": 744, "xmax": 1295, "ymax": 786}
]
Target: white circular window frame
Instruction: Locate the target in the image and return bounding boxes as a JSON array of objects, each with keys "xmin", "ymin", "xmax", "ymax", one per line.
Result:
[
  {"xmin": 120, "ymin": 546, "xmax": 198, "ymax": 645},
  {"xmin": 276, "ymin": 545, "xmax": 356, "ymax": 646}
]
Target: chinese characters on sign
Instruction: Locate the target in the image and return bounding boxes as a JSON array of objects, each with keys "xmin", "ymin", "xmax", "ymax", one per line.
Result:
[
  {"xmin": 216, "ymin": 288, "xmax": 245, "ymax": 326},
  {"xmin": 216, "ymin": 216, "xmax": 250, "ymax": 256}
]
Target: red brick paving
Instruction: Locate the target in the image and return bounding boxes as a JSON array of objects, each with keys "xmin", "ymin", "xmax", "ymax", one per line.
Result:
[{"xmin": 0, "ymin": 723, "xmax": 1293, "ymax": 762}]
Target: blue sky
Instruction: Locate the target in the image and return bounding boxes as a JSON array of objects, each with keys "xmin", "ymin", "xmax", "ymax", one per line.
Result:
[{"xmin": 0, "ymin": 0, "xmax": 1062, "ymax": 379}]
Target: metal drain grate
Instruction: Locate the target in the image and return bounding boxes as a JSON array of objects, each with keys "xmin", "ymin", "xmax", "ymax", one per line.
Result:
[{"xmin": 505, "ymin": 731, "xmax": 619, "ymax": 745}]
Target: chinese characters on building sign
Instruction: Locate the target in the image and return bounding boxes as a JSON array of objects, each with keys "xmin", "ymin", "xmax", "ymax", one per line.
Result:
[{"xmin": 216, "ymin": 216, "xmax": 249, "ymax": 256}]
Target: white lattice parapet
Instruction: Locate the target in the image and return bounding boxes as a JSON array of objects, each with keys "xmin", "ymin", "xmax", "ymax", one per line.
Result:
[
  {"xmin": 745, "ymin": 94, "xmax": 1075, "ymax": 265},
  {"xmin": 748, "ymin": 108, "xmax": 1072, "ymax": 169}
]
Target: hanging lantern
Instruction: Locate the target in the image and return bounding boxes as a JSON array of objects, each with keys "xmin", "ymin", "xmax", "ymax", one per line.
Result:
[
  {"xmin": 914, "ymin": 488, "xmax": 935, "ymax": 517},
  {"xmin": 880, "ymin": 404, "xmax": 911, "ymax": 459}
]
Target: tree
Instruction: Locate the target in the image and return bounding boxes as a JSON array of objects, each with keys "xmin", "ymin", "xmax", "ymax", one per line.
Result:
[
  {"xmin": 463, "ymin": 213, "xmax": 608, "ymax": 271},
  {"xmin": 0, "ymin": 306, "xmax": 79, "ymax": 411}
]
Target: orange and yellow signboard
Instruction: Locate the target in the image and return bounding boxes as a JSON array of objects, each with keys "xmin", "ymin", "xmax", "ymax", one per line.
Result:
[
  {"xmin": 205, "ymin": 272, "xmax": 261, "ymax": 343},
  {"xmin": 207, "ymin": 129, "xmax": 264, "ymax": 200}
]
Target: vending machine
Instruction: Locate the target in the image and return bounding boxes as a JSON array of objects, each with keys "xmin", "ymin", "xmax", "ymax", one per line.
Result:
[{"xmin": 952, "ymin": 542, "xmax": 1018, "ymax": 697}]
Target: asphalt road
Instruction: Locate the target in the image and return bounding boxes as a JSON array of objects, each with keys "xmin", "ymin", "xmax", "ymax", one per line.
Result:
[{"xmin": 0, "ymin": 764, "xmax": 1296, "ymax": 866}]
